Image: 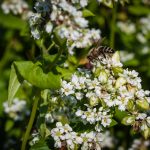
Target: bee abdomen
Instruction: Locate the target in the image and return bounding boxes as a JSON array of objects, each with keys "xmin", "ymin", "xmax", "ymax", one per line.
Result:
[{"xmin": 99, "ymin": 46, "xmax": 114, "ymax": 53}]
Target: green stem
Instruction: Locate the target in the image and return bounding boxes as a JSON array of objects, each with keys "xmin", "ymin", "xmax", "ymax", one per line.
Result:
[
  {"xmin": 110, "ymin": 1, "xmax": 117, "ymax": 49},
  {"xmin": 47, "ymin": 41, "xmax": 55, "ymax": 52},
  {"xmin": 45, "ymin": 47, "xmax": 63, "ymax": 71},
  {"xmin": 21, "ymin": 93, "xmax": 40, "ymax": 150}
]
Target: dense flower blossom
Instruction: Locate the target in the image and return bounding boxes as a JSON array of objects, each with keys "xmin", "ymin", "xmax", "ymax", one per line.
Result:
[
  {"xmin": 50, "ymin": 122, "xmax": 114, "ymax": 149},
  {"xmin": 3, "ymin": 98, "xmax": 28, "ymax": 120},
  {"xmin": 28, "ymin": 0, "xmax": 101, "ymax": 54}
]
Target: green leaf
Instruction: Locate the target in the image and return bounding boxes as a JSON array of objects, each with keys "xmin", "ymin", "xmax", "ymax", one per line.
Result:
[
  {"xmin": 56, "ymin": 67, "xmax": 73, "ymax": 80},
  {"xmin": 8, "ymin": 64, "xmax": 21, "ymax": 105},
  {"xmin": 0, "ymin": 11, "xmax": 27, "ymax": 30},
  {"xmin": 14, "ymin": 61, "xmax": 61, "ymax": 89},
  {"xmin": 109, "ymin": 119, "xmax": 118, "ymax": 127},
  {"xmin": 114, "ymin": 108, "xmax": 128, "ymax": 121},
  {"xmin": 128, "ymin": 6, "xmax": 150, "ymax": 16},
  {"xmin": 30, "ymin": 140, "xmax": 49, "ymax": 150},
  {"xmin": 5, "ymin": 120, "xmax": 14, "ymax": 132},
  {"xmin": 82, "ymin": 9, "xmax": 95, "ymax": 17}
]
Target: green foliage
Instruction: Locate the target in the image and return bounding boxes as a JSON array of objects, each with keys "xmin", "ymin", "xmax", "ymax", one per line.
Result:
[
  {"xmin": 13, "ymin": 61, "xmax": 61, "ymax": 89},
  {"xmin": 8, "ymin": 65, "xmax": 21, "ymax": 105},
  {"xmin": 30, "ymin": 140, "xmax": 50, "ymax": 150}
]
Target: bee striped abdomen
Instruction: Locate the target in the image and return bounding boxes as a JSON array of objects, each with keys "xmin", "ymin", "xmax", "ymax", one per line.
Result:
[
  {"xmin": 87, "ymin": 45, "xmax": 115, "ymax": 61},
  {"xmin": 99, "ymin": 46, "xmax": 114, "ymax": 53}
]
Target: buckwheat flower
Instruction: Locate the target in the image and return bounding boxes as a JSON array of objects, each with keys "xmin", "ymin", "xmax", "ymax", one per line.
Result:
[
  {"xmin": 31, "ymin": 27, "xmax": 41, "ymax": 39},
  {"xmin": 58, "ymin": 27, "xmax": 70, "ymax": 39},
  {"xmin": 45, "ymin": 113, "xmax": 54, "ymax": 123},
  {"xmin": 136, "ymin": 90, "xmax": 145, "ymax": 99},
  {"xmin": 136, "ymin": 113, "xmax": 147, "ymax": 120},
  {"xmin": 146, "ymin": 117, "xmax": 150, "ymax": 126},
  {"xmin": 30, "ymin": 132, "xmax": 40, "ymax": 146},
  {"xmin": 137, "ymin": 33, "xmax": 147, "ymax": 43},
  {"xmin": 140, "ymin": 122, "xmax": 148, "ymax": 131},
  {"xmin": 80, "ymin": 0, "xmax": 88, "ymax": 7},
  {"xmin": 95, "ymin": 86, "xmax": 102, "ymax": 97},
  {"xmin": 74, "ymin": 17, "xmax": 88, "ymax": 28},
  {"xmin": 61, "ymin": 80, "xmax": 74, "ymax": 96},
  {"xmin": 117, "ymin": 21, "xmax": 136, "ymax": 34},
  {"xmin": 87, "ymin": 78, "xmax": 100, "ymax": 90},
  {"xmin": 76, "ymin": 109, "xmax": 83, "ymax": 116},
  {"xmin": 100, "ymin": 131, "xmax": 114, "ymax": 148},
  {"xmin": 75, "ymin": 136, "xmax": 83, "ymax": 144},
  {"xmin": 3, "ymin": 98, "xmax": 27, "ymax": 120},
  {"xmin": 45, "ymin": 21, "xmax": 53, "ymax": 33},
  {"xmin": 75, "ymin": 92, "xmax": 84, "ymax": 100},
  {"xmin": 1, "ymin": 0, "xmax": 28, "ymax": 15},
  {"xmin": 101, "ymin": 115, "xmax": 112, "ymax": 127}
]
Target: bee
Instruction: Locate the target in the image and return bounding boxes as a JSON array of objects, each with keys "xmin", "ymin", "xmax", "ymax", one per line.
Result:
[
  {"xmin": 132, "ymin": 120, "xmax": 142, "ymax": 132},
  {"xmin": 87, "ymin": 39, "xmax": 115, "ymax": 62}
]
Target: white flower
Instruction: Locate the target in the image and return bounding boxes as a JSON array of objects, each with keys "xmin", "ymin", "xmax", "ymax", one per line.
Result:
[
  {"xmin": 45, "ymin": 22, "xmax": 53, "ymax": 33},
  {"xmin": 31, "ymin": 27, "xmax": 41, "ymax": 39},
  {"xmin": 61, "ymin": 80, "xmax": 74, "ymax": 96},
  {"xmin": 101, "ymin": 116, "xmax": 112, "ymax": 127},
  {"xmin": 117, "ymin": 21, "xmax": 136, "ymax": 34},
  {"xmin": 75, "ymin": 92, "xmax": 84, "ymax": 100},
  {"xmin": 76, "ymin": 110, "xmax": 83, "ymax": 116},
  {"xmin": 136, "ymin": 113, "xmax": 147, "ymax": 120},
  {"xmin": 87, "ymin": 78, "xmax": 99, "ymax": 89},
  {"xmin": 45, "ymin": 113, "xmax": 54, "ymax": 123},
  {"xmin": 74, "ymin": 17, "xmax": 88, "ymax": 28}
]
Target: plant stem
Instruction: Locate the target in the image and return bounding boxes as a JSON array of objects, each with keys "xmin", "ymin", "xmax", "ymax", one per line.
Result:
[
  {"xmin": 110, "ymin": 1, "xmax": 117, "ymax": 49},
  {"xmin": 47, "ymin": 41, "xmax": 55, "ymax": 52},
  {"xmin": 21, "ymin": 93, "xmax": 40, "ymax": 150},
  {"xmin": 45, "ymin": 47, "xmax": 63, "ymax": 71}
]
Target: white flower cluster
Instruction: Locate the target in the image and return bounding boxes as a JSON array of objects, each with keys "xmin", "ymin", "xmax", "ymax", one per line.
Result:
[
  {"xmin": 51, "ymin": 122, "xmax": 113, "ymax": 149},
  {"xmin": 128, "ymin": 138, "xmax": 150, "ymax": 150},
  {"xmin": 51, "ymin": 122, "xmax": 83, "ymax": 149},
  {"xmin": 29, "ymin": 0, "xmax": 101, "ymax": 54},
  {"xmin": 138, "ymin": 14, "xmax": 150, "ymax": 44},
  {"xmin": 117, "ymin": 21, "xmax": 136, "ymax": 34},
  {"xmin": 29, "ymin": 131, "xmax": 40, "ymax": 146},
  {"xmin": 3, "ymin": 98, "xmax": 28, "ymax": 120},
  {"xmin": 59, "ymin": 52, "xmax": 150, "ymax": 137},
  {"xmin": 76, "ymin": 107, "xmax": 112, "ymax": 127},
  {"xmin": 1, "ymin": 0, "xmax": 28, "ymax": 15},
  {"xmin": 120, "ymin": 51, "xmax": 134, "ymax": 62}
]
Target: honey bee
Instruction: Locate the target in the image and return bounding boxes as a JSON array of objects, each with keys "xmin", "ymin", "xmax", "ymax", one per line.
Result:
[
  {"xmin": 132, "ymin": 120, "xmax": 142, "ymax": 132},
  {"xmin": 87, "ymin": 39, "xmax": 115, "ymax": 62}
]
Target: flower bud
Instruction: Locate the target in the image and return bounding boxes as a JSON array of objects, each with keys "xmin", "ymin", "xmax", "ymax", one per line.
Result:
[
  {"xmin": 112, "ymin": 67, "xmax": 123, "ymax": 76},
  {"xmin": 126, "ymin": 100, "xmax": 135, "ymax": 111},
  {"xmin": 127, "ymin": 84, "xmax": 136, "ymax": 94},
  {"xmin": 146, "ymin": 117, "xmax": 150, "ymax": 127},
  {"xmin": 94, "ymin": 68, "xmax": 101, "ymax": 77},
  {"xmin": 112, "ymin": 51, "xmax": 121, "ymax": 63},
  {"xmin": 136, "ymin": 99, "xmax": 149, "ymax": 110},
  {"xmin": 121, "ymin": 116, "xmax": 135, "ymax": 125},
  {"xmin": 98, "ymin": 70, "xmax": 108, "ymax": 84},
  {"xmin": 89, "ymin": 97, "xmax": 99, "ymax": 106},
  {"xmin": 115, "ymin": 77, "xmax": 126, "ymax": 88},
  {"xmin": 142, "ymin": 127, "xmax": 150, "ymax": 139}
]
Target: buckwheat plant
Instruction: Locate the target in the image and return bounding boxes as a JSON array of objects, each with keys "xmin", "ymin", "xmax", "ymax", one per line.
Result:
[
  {"xmin": 28, "ymin": 51, "xmax": 150, "ymax": 149},
  {"xmin": 5, "ymin": 0, "xmax": 150, "ymax": 150}
]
